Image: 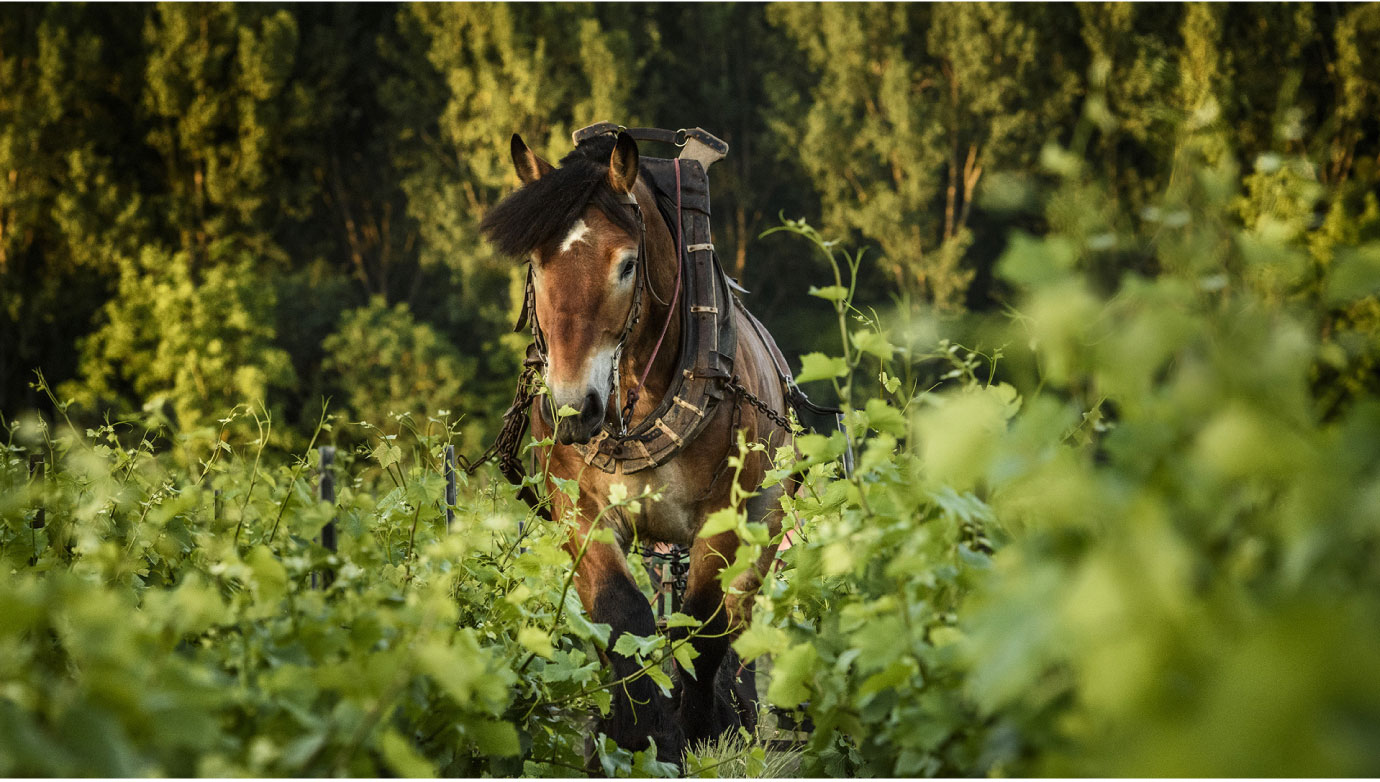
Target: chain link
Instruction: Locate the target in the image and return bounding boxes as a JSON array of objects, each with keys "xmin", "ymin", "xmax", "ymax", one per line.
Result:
[
  {"xmin": 460, "ymin": 364, "xmax": 539, "ymax": 476},
  {"xmin": 729, "ymin": 377, "xmax": 795, "ymax": 431},
  {"xmin": 638, "ymin": 544, "xmax": 690, "ymax": 592}
]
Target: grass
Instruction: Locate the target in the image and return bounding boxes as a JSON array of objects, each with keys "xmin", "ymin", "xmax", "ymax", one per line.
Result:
[{"xmin": 688, "ymin": 727, "xmax": 803, "ymax": 778}]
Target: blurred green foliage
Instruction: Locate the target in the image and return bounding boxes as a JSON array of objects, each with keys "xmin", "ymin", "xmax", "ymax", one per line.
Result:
[
  {"xmin": 738, "ymin": 93, "xmax": 1380, "ymax": 775},
  {"xmin": 0, "ymin": 406, "xmax": 656, "ymax": 776}
]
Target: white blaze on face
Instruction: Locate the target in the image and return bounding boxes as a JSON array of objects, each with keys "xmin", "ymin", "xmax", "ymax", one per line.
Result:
[
  {"xmin": 533, "ymin": 218, "xmax": 622, "ymax": 416},
  {"xmin": 570, "ymin": 342, "xmax": 618, "ymax": 408},
  {"xmin": 559, "ymin": 219, "xmax": 590, "ymax": 254},
  {"xmin": 545, "ymin": 341, "xmax": 617, "ymax": 424}
]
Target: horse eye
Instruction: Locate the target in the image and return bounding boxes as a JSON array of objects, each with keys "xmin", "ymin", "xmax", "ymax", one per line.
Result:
[{"xmin": 619, "ymin": 258, "xmax": 636, "ymax": 279}]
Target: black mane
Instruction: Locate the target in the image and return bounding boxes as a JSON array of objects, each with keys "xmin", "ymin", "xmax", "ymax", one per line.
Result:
[{"xmin": 479, "ymin": 134, "xmax": 642, "ymax": 259}]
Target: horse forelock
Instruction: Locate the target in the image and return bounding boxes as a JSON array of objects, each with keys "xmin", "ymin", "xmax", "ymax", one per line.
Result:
[{"xmin": 479, "ymin": 135, "xmax": 642, "ymax": 261}]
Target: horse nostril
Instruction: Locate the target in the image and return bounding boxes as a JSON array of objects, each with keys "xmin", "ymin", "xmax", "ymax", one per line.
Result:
[{"xmin": 583, "ymin": 391, "xmax": 604, "ymax": 423}]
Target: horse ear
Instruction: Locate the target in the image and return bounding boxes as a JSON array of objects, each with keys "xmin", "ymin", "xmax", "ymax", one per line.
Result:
[
  {"xmin": 511, "ymin": 133, "xmax": 553, "ymax": 184},
  {"xmin": 608, "ymin": 132, "xmax": 639, "ymax": 193}
]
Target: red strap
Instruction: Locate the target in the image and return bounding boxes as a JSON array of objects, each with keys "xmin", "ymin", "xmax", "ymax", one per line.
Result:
[{"xmin": 624, "ymin": 161, "xmax": 684, "ymax": 418}]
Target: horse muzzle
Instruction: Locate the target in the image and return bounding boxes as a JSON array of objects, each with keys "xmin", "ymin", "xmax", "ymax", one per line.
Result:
[{"xmin": 544, "ymin": 389, "xmax": 606, "ymax": 445}]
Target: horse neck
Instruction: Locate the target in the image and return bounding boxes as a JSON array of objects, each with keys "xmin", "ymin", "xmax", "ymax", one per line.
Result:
[{"xmin": 618, "ymin": 178, "xmax": 683, "ymax": 417}]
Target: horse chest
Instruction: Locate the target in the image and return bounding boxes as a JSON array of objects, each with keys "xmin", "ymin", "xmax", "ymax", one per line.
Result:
[{"xmin": 592, "ymin": 461, "xmax": 702, "ymax": 547}]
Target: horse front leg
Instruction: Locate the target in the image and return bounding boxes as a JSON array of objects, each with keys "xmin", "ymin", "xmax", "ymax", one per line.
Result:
[
  {"xmin": 676, "ymin": 479, "xmax": 784, "ymax": 747},
  {"xmin": 674, "ymin": 540, "xmax": 737, "ymax": 749},
  {"xmin": 566, "ymin": 514, "xmax": 683, "ymax": 765}
]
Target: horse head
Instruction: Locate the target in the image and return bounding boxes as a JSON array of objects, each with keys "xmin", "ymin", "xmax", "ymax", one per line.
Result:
[{"xmin": 483, "ymin": 131, "xmax": 674, "ymax": 446}]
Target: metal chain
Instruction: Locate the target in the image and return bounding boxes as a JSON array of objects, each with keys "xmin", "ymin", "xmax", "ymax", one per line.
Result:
[
  {"xmin": 729, "ymin": 377, "xmax": 795, "ymax": 431},
  {"xmin": 638, "ymin": 543, "xmax": 691, "ymax": 619},
  {"xmin": 460, "ymin": 364, "xmax": 539, "ymax": 477},
  {"xmin": 636, "ymin": 380, "xmax": 793, "ymax": 623}
]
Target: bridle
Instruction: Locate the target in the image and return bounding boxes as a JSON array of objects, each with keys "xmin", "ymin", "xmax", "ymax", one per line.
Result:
[{"xmin": 518, "ymin": 160, "xmax": 687, "ymax": 439}]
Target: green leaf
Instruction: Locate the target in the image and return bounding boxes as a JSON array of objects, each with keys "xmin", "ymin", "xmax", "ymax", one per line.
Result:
[
  {"xmin": 467, "ymin": 719, "xmax": 520, "ymax": 757},
  {"xmin": 808, "ymin": 284, "xmax": 849, "ymax": 301},
  {"xmin": 767, "ymin": 643, "xmax": 817, "ymax": 708},
  {"xmin": 795, "ymin": 431, "xmax": 847, "ymax": 463},
  {"xmin": 734, "ymin": 625, "xmax": 789, "ymax": 663},
  {"xmin": 550, "ymin": 475, "xmax": 580, "ymax": 502},
  {"xmin": 671, "ymin": 642, "xmax": 700, "ymax": 680},
  {"xmin": 715, "ymin": 544, "xmax": 756, "ymax": 591},
  {"xmin": 632, "ymin": 740, "xmax": 681, "ymax": 778},
  {"xmin": 371, "ymin": 442, "xmax": 403, "ymax": 471},
  {"xmin": 851, "ymin": 329, "xmax": 894, "ymax": 361},
  {"xmin": 880, "ymin": 370, "xmax": 902, "ymax": 394},
  {"xmin": 864, "ymin": 398, "xmax": 907, "ymax": 437},
  {"xmin": 646, "ymin": 663, "xmax": 674, "ymax": 696},
  {"xmin": 518, "ymin": 626, "xmax": 554, "ymax": 659},
  {"xmin": 859, "ymin": 433, "xmax": 899, "ymax": 475},
  {"xmin": 416, "ymin": 640, "xmax": 481, "ymax": 707},
  {"xmin": 741, "ymin": 521, "xmax": 771, "ymax": 546},
  {"xmin": 612, "ymin": 631, "xmax": 662, "ymax": 660},
  {"xmin": 929, "ymin": 626, "xmax": 965, "ymax": 648},
  {"xmin": 380, "ymin": 729, "xmax": 436, "ymax": 778},
  {"xmin": 245, "ymin": 545, "xmax": 287, "ymax": 617},
  {"xmin": 565, "ymin": 592, "xmax": 613, "ymax": 647},
  {"xmin": 796, "ymin": 352, "xmax": 847, "ymax": 384},
  {"xmin": 857, "ymin": 658, "xmax": 916, "ymax": 700},
  {"xmin": 698, "ymin": 506, "xmax": 741, "ymax": 538},
  {"xmin": 665, "ymin": 612, "xmax": 702, "ymax": 629}
]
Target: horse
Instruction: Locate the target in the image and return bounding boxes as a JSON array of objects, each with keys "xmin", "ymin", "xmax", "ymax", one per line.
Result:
[{"xmin": 480, "ymin": 128, "xmax": 797, "ymax": 763}]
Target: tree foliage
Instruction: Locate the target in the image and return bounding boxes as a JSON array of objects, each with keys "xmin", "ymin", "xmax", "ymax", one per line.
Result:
[{"xmin": 3, "ymin": 3, "xmax": 1377, "ymax": 440}]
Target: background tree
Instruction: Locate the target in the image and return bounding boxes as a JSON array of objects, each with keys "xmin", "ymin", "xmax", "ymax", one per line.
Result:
[
  {"xmin": 321, "ymin": 296, "xmax": 473, "ymax": 430},
  {"xmin": 371, "ymin": 2, "xmax": 637, "ymax": 446},
  {"xmin": 0, "ymin": 5, "xmax": 141, "ymax": 413},
  {"xmin": 766, "ymin": 4, "xmax": 1082, "ymax": 311}
]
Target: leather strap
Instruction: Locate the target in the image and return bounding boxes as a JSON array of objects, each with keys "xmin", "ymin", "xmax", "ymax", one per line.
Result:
[
  {"xmin": 621, "ymin": 159, "xmax": 685, "ymax": 423},
  {"xmin": 734, "ymin": 296, "xmax": 842, "ymax": 418},
  {"xmin": 572, "ymin": 122, "xmax": 730, "ymax": 157}
]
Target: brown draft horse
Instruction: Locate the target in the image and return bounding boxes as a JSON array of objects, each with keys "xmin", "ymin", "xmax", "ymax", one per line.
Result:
[{"xmin": 480, "ymin": 131, "xmax": 793, "ymax": 762}]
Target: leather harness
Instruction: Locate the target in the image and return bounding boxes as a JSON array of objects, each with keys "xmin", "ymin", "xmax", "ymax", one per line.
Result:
[{"xmin": 480, "ymin": 124, "xmax": 837, "ymax": 508}]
